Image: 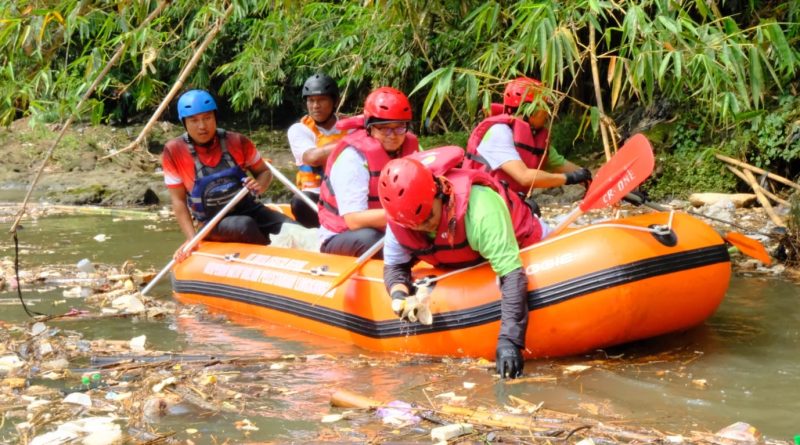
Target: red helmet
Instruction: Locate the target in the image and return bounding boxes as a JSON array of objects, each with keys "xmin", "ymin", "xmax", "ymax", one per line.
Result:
[
  {"xmin": 364, "ymin": 87, "xmax": 412, "ymax": 124},
  {"xmin": 379, "ymin": 158, "xmax": 437, "ymax": 228},
  {"xmin": 503, "ymin": 77, "xmax": 544, "ymax": 108}
]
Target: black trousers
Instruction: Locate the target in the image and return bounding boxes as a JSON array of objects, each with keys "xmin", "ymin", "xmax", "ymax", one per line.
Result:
[
  {"xmin": 290, "ymin": 191, "xmax": 320, "ymax": 229},
  {"xmin": 320, "ymin": 228, "xmax": 384, "ymax": 259},
  {"xmin": 206, "ymin": 201, "xmax": 295, "ymax": 245}
]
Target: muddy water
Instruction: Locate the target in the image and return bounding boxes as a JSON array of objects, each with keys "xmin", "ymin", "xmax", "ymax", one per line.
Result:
[{"xmin": 1, "ymin": 210, "xmax": 798, "ymax": 442}]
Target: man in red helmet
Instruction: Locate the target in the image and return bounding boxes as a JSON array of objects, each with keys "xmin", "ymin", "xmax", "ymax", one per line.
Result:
[
  {"xmin": 317, "ymin": 86, "xmax": 419, "ymax": 257},
  {"xmin": 287, "ymin": 73, "xmax": 349, "ymax": 228},
  {"xmin": 463, "ymin": 77, "xmax": 591, "ymax": 205},
  {"xmin": 378, "ymin": 150, "xmax": 548, "ymax": 379}
]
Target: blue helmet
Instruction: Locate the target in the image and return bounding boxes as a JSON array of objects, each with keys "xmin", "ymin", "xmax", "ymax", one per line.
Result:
[{"xmin": 177, "ymin": 90, "xmax": 217, "ymax": 122}]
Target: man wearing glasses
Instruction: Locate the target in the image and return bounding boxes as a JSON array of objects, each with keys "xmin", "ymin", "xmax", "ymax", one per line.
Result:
[{"xmin": 317, "ymin": 87, "xmax": 420, "ymax": 257}]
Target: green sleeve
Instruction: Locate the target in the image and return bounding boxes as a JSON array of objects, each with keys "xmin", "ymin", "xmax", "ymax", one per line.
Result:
[
  {"xmin": 464, "ymin": 185, "xmax": 522, "ymax": 277},
  {"xmin": 544, "ymin": 144, "xmax": 567, "ymax": 170}
]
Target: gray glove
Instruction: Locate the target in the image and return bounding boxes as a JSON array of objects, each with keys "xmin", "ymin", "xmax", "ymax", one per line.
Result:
[{"xmin": 390, "ymin": 286, "xmax": 432, "ymax": 325}]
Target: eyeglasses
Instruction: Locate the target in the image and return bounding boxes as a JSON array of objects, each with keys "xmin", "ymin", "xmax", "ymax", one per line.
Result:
[{"xmin": 371, "ymin": 125, "xmax": 408, "ymax": 136}]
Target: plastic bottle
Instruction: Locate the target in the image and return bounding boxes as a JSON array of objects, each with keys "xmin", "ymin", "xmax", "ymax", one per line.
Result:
[{"xmin": 76, "ymin": 258, "xmax": 94, "ymax": 274}]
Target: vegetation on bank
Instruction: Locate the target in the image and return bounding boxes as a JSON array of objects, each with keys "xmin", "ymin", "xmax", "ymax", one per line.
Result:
[{"xmin": 1, "ymin": 1, "xmax": 798, "ymax": 200}]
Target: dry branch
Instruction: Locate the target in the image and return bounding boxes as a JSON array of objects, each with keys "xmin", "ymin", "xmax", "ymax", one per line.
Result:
[
  {"xmin": 726, "ymin": 166, "xmax": 789, "ymax": 206},
  {"xmin": 741, "ymin": 168, "xmax": 786, "ymax": 226},
  {"xmin": 716, "ymin": 154, "xmax": 800, "ymax": 191},
  {"xmin": 103, "ymin": 2, "xmax": 235, "ymax": 160}
]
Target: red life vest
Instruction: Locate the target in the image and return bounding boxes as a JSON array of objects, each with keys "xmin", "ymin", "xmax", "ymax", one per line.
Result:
[
  {"xmin": 389, "ymin": 169, "xmax": 542, "ymax": 269},
  {"xmin": 318, "ymin": 129, "xmax": 419, "ymax": 234},
  {"xmin": 463, "ymin": 114, "xmax": 549, "ymax": 193}
]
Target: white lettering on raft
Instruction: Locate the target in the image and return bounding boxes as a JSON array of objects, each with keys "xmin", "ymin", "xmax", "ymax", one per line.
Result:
[
  {"xmin": 524, "ymin": 252, "xmax": 575, "ymax": 275},
  {"xmin": 202, "ymin": 260, "xmax": 328, "ymax": 296}
]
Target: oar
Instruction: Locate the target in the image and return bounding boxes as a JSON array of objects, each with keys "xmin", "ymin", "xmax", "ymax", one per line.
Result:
[
  {"xmin": 141, "ymin": 187, "xmax": 251, "ymax": 296},
  {"xmin": 321, "ymin": 237, "xmax": 385, "ymax": 297},
  {"xmin": 631, "ymin": 196, "xmax": 772, "ymax": 265},
  {"xmin": 548, "ymin": 133, "xmax": 655, "ymax": 238},
  {"xmin": 264, "ymin": 161, "xmax": 317, "ymax": 212}
]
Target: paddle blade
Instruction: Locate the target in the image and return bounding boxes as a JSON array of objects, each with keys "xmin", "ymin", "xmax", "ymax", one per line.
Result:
[
  {"xmin": 725, "ymin": 231, "xmax": 772, "ymax": 265},
  {"xmin": 581, "ymin": 133, "xmax": 655, "ymax": 212}
]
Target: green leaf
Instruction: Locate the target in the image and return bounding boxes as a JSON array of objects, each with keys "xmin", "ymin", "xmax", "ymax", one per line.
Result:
[
  {"xmin": 658, "ymin": 51, "xmax": 671, "ymax": 85},
  {"xmin": 764, "ymin": 21, "xmax": 796, "ymax": 72},
  {"xmin": 749, "ymin": 45, "xmax": 763, "ymax": 108},
  {"xmin": 590, "ymin": 106, "xmax": 600, "ymax": 134},
  {"xmin": 733, "ymin": 109, "xmax": 764, "ymax": 122},
  {"xmin": 657, "ymin": 16, "xmax": 678, "ymax": 34}
]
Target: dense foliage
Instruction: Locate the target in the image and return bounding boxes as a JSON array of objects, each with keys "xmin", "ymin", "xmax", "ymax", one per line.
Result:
[{"xmin": 1, "ymin": 0, "xmax": 799, "ymax": 195}]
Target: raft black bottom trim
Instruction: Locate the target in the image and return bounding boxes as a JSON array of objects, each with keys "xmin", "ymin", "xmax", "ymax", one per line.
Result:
[{"xmin": 173, "ymin": 245, "xmax": 729, "ymax": 339}]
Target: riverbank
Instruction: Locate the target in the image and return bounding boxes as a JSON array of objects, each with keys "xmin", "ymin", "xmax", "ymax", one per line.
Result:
[{"xmin": 0, "ymin": 118, "xmax": 298, "ymax": 207}]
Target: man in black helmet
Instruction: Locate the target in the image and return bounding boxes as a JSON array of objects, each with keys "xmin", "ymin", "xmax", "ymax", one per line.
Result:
[{"xmin": 286, "ymin": 73, "xmax": 348, "ymax": 228}]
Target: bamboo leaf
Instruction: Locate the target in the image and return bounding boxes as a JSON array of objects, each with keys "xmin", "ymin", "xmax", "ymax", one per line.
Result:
[
  {"xmin": 606, "ymin": 55, "xmax": 616, "ymax": 85},
  {"xmin": 658, "ymin": 52, "xmax": 671, "ymax": 85},
  {"xmin": 749, "ymin": 45, "xmax": 763, "ymax": 108},
  {"xmin": 657, "ymin": 16, "xmax": 678, "ymax": 34},
  {"xmin": 610, "ymin": 57, "xmax": 624, "ymax": 110},
  {"xmin": 694, "ymin": 0, "xmax": 709, "ymax": 20},
  {"xmin": 590, "ymin": 106, "xmax": 600, "ymax": 134},
  {"xmin": 764, "ymin": 21, "xmax": 796, "ymax": 72}
]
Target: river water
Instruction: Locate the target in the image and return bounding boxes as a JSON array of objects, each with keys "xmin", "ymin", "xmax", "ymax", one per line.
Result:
[{"xmin": 1, "ymin": 209, "xmax": 798, "ymax": 442}]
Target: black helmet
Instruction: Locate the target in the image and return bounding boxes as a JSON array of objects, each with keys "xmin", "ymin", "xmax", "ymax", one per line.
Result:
[{"xmin": 302, "ymin": 73, "xmax": 339, "ymax": 99}]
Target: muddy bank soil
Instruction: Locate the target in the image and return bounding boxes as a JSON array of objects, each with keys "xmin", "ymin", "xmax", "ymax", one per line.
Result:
[{"xmin": 0, "ymin": 119, "xmax": 298, "ymax": 207}]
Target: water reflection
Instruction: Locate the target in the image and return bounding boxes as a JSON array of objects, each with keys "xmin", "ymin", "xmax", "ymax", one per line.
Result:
[{"xmin": 1, "ymin": 212, "xmax": 798, "ymax": 441}]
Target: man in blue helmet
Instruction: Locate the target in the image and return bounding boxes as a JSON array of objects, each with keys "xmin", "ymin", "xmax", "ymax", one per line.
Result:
[{"xmin": 162, "ymin": 89, "xmax": 294, "ymax": 261}]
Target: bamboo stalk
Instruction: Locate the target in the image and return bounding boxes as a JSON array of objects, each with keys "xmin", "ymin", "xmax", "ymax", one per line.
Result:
[
  {"xmin": 330, "ymin": 389, "xmax": 382, "ymax": 409},
  {"xmin": 103, "ymin": 2, "xmax": 234, "ymax": 160},
  {"xmin": 401, "ymin": 0, "xmax": 469, "ymax": 132},
  {"xmin": 8, "ymin": 0, "xmax": 169, "ymax": 234},
  {"xmin": 589, "ymin": 23, "xmax": 613, "ymax": 162},
  {"xmin": 741, "ymin": 168, "xmax": 785, "ymax": 226},
  {"xmin": 715, "ymin": 153, "xmax": 800, "ymax": 191},
  {"xmin": 725, "ymin": 166, "xmax": 789, "ymax": 206}
]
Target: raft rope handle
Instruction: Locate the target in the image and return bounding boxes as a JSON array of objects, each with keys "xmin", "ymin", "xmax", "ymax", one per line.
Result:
[
  {"xmin": 191, "ymin": 212, "xmax": 677, "ymax": 289},
  {"xmin": 421, "ymin": 215, "xmax": 677, "ymax": 285},
  {"xmin": 190, "ymin": 252, "xmax": 384, "ymax": 283}
]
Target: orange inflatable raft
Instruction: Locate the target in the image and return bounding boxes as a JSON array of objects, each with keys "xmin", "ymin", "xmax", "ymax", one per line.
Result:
[{"xmin": 172, "ymin": 211, "xmax": 730, "ymax": 359}]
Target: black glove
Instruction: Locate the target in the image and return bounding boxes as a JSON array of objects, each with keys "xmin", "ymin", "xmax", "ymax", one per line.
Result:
[
  {"xmin": 564, "ymin": 167, "xmax": 592, "ymax": 186},
  {"xmin": 496, "ymin": 338, "xmax": 524, "ymax": 379},
  {"xmin": 623, "ymin": 189, "xmax": 648, "ymax": 206},
  {"xmin": 517, "ymin": 192, "xmax": 541, "ymax": 217}
]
